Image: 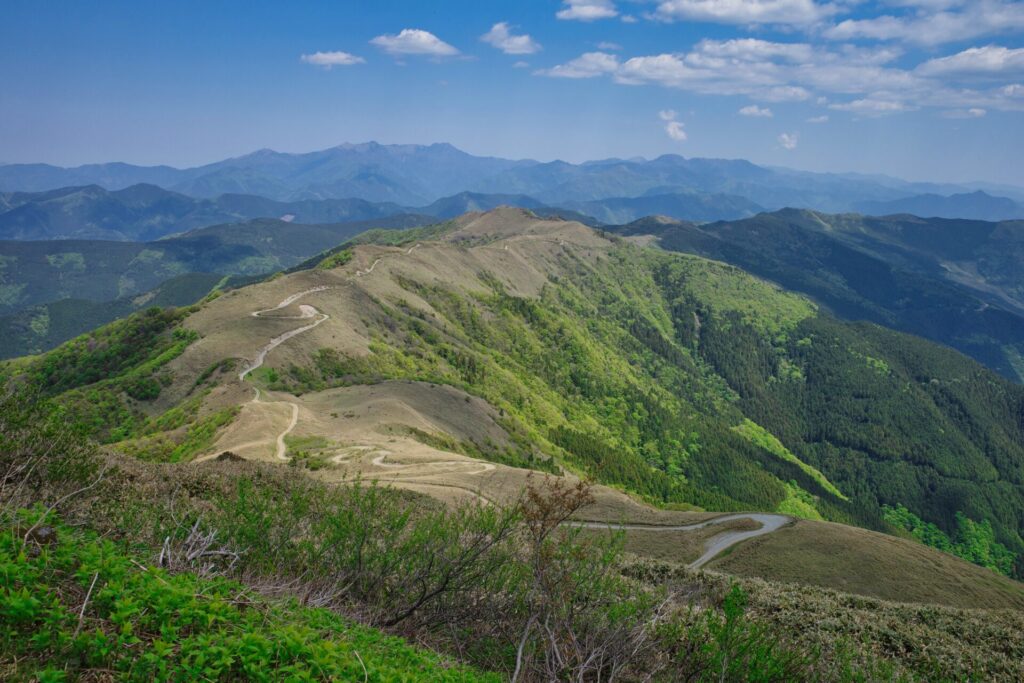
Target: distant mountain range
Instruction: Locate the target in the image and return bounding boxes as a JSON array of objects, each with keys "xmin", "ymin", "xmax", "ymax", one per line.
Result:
[
  {"xmin": 2, "ymin": 142, "xmax": 1021, "ymax": 219},
  {"xmin": 0, "ymin": 143, "xmax": 530, "ymax": 206},
  {"xmin": 0, "ymin": 184, "xmax": 764, "ymax": 241},
  {"xmin": 856, "ymin": 191, "xmax": 1024, "ymax": 221}
]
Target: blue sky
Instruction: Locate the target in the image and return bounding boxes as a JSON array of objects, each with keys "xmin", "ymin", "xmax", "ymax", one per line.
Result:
[{"xmin": 2, "ymin": 0, "xmax": 1023, "ymax": 185}]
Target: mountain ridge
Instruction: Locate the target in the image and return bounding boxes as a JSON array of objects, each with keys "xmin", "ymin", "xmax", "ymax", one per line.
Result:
[
  {"xmin": 5, "ymin": 142, "xmax": 1022, "ymax": 216},
  {"xmin": 8, "ymin": 208, "xmax": 1023, "ymax": 587}
]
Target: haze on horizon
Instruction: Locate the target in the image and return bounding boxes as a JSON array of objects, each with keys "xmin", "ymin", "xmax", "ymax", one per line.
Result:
[{"xmin": 2, "ymin": 0, "xmax": 1023, "ymax": 186}]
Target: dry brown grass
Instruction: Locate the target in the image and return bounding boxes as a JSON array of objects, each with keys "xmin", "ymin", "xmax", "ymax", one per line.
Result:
[
  {"xmin": 706, "ymin": 519, "xmax": 1024, "ymax": 610},
  {"xmin": 579, "ymin": 518, "xmax": 760, "ymax": 565},
  {"xmin": 631, "ymin": 563, "xmax": 1024, "ymax": 681}
]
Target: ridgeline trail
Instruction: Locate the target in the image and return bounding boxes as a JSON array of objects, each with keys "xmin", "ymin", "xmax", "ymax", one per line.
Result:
[{"xmin": 206, "ymin": 240, "xmax": 792, "ymax": 564}]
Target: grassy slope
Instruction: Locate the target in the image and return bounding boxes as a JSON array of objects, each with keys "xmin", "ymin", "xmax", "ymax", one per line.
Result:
[
  {"xmin": 255, "ymin": 227, "xmax": 1024, "ymax": 579},
  {"xmin": 6, "ymin": 216, "xmax": 1024, "ymax": 586},
  {"xmin": 0, "ymin": 514, "xmax": 494, "ymax": 682},
  {"xmin": 705, "ymin": 519, "xmax": 1024, "ymax": 609}
]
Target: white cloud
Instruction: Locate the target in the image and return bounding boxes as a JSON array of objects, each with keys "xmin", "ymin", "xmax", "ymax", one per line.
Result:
[
  {"xmin": 536, "ymin": 32, "xmax": 1024, "ymax": 114},
  {"xmin": 917, "ymin": 45, "xmax": 1024, "ymax": 78},
  {"xmin": 513, "ymin": 61, "xmax": 530, "ymax": 69},
  {"xmin": 481, "ymin": 22, "xmax": 541, "ymax": 55},
  {"xmin": 941, "ymin": 107, "xmax": 987, "ymax": 118},
  {"xmin": 659, "ymin": 110, "xmax": 688, "ymax": 141},
  {"xmin": 614, "ymin": 54, "xmax": 691, "ymax": 87},
  {"xmin": 778, "ymin": 132, "xmax": 799, "ymax": 149},
  {"xmin": 653, "ymin": 0, "xmax": 835, "ymax": 25},
  {"xmin": 739, "ymin": 104, "xmax": 774, "ymax": 117},
  {"xmin": 536, "ymin": 52, "xmax": 619, "ymax": 78},
  {"xmin": 370, "ymin": 29, "xmax": 459, "ymax": 57},
  {"xmin": 557, "ymin": 0, "xmax": 618, "ymax": 21},
  {"xmin": 825, "ymin": 15, "xmax": 908, "ymax": 42},
  {"xmin": 300, "ymin": 51, "xmax": 365, "ymax": 68},
  {"xmin": 696, "ymin": 37, "xmax": 815, "ymax": 62},
  {"xmin": 758, "ymin": 85, "xmax": 812, "ymax": 101},
  {"xmin": 621, "ymin": 14, "xmax": 639, "ymax": 23},
  {"xmin": 824, "ymin": 0, "xmax": 1024, "ymax": 46},
  {"xmin": 829, "ymin": 98, "xmax": 914, "ymax": 115},
  {"xmin": 665, "ymin": 120, "xmax": 688, "ymax": 141},
  {"xmin": 807, "ymin": 114, "xmax": 830, "ymax": 123},
  {"xmin": 597, "ymin": 41, "xmax": 623, "ymax": 51},
  {"xmin": 883, "ymin": 0, "xmax": 964, "ymax": 8}
]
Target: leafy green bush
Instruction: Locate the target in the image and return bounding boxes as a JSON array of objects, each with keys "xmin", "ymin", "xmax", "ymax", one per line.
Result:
[
  {"xmin": 317, "ymin": 248, "xmax": 353, "ymax": 270},
  {"xmin": 0, "ymin": 510, "xmax": 497, "ymax": 682},
  {"xmin": 123, "ymin": 375, "xmax": 161, "ymax": 401},
  {"xmin": 653, "ymin": 584, "xmax": 814, "ymax": 682},
  {"xmin": 884, "ymin": 504, "xmax": 1016, "ymax": 576}
]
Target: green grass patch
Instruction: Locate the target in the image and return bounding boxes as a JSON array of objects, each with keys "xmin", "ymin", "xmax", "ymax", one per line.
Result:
[
  {"xmin": 776, "ymin": 482, "xmax": 824, "ymax": 521},
  {"xmin": 0, "ymin": 511, "xmax": 496, "ymax": 682},
  {"xmin": 733, "ymin": 419, "xmax": 847, "ymax": 501}
]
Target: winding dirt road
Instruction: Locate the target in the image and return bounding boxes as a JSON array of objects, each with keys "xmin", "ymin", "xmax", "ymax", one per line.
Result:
[
  {"xmin": 571, "ymin": 513, "xmax": 791, "ymax": 569},
  {"xmin": 238, "ymin": 287, "xmax": 331, "ymax": 381},
  {"xmin": 202, "ymin": 240, "xmax": 791, "ymax": 565},
  {"xmin": 368, "ymin": 451, "xmax": 497, "ymax": 477},
  {"xmin": 226, "ymin": 245, "xmax": 423, "ymax": 461}
]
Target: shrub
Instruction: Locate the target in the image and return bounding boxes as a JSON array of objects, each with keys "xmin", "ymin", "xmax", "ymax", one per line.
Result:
[{"xmin": 0, "ymin": 510, "xmax": 497, "ymax": 682}]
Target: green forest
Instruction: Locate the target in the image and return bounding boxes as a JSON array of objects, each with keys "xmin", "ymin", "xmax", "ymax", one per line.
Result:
[{"xmin": 5, "ymin": 235, "xmax": 1024, "ymax": 580}]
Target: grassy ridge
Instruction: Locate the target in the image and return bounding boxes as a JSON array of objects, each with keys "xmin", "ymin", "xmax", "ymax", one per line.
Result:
[
  {"xmin": 272, "ymin": 240, "xmax": 1024, "ymax": 576},
  {"xmin": 7, "ymin": 225, "xmax": 1024, "ymax": 579},
  {"xmin": 290, "ymin": 240, "xmax": 1024, "ymax": 577}
]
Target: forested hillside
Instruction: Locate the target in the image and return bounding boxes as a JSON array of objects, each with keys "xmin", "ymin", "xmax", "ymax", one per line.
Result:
[
  {"xmin": 615, "ymin": 210, "xmax": 1024, "ymax": 383},
  {"xmin": 8, "ymin": 212, "xmax": 1022, "ymax": 579}
]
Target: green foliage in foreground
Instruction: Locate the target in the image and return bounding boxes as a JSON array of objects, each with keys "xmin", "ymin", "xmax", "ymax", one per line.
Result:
[
  {"xmin": 3, "ymin": 388, "xmax": 1019, "ymax": 682},
  {"xmin": 0, "ymin": 511, "xmax": 496, "ymax": 682},
  {"xmin": 884, "ymin": 504, "xmax": 1016, "ymax": 576}
]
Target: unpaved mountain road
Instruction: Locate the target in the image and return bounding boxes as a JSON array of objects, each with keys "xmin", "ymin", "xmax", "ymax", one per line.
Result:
[
  {"xmin": 223, "ymin": 244, "xmax": 422, "ymax": 461},
  {"xmin": 570, "ymin": 513, "xmax": 791, "ymax": 569},
  {"xmin": 208, "ymin": 242, "xmax": 792, "ymax": 565},
  {"xmin": 238, "ymin": 289, "xmax": 331, "ymax": 382},
  {"xmin": 193, "ymin": 386, "xmax": 296, "ymax": 463}
]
